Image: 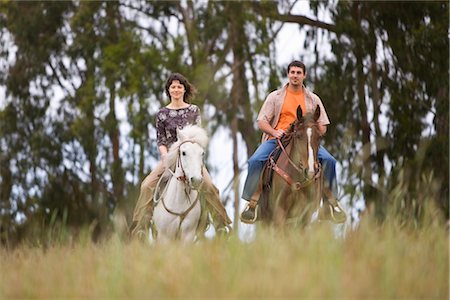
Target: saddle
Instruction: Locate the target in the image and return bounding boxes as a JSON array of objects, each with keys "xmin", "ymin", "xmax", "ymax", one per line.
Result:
[
  {"xmin": 258, "ymin": 133, "xmax": 295, "ymax": 219},
  {"xmin": 262, "ymin": 135, "xmax": 292, "ymax": 192}
]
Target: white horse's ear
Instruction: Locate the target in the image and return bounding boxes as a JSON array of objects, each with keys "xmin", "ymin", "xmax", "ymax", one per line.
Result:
[{"xmin": 177, "ymin": 127, "xmax": 186, "ymax": 141}]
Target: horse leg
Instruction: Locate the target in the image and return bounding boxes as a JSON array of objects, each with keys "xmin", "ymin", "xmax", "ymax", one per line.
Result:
[
  {"xmin": 153, "ymin": 203, "xmax": 180, "ymax": 241},
  {"xmin": 180, "ymin": 206, "xmax": 201, "ymax": 242},
  {"xmin": 181, "ymin": 228, "xmax": 197, "ymax": 243},
  {"xmin": 158, "ymin": 234, "xmax": 171, "ymax": 244},
  {"xmin": 273, "ymin": 186, "xmax": 292, "ymax": 226}
]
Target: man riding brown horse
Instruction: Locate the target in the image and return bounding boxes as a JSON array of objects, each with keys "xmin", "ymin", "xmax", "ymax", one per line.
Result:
[{"xmin": 240, "ymin": 60, "xmax": 346, "ymax": 224}]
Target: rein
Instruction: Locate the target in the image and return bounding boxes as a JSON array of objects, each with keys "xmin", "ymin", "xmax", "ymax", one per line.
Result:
[
  {"xmin": 269, "ymin": 136, "xmax": 321, "ymax": 191},
  {"xmin": 161, "ymin": 188, "xmax": 200, "ymax": 238},
  {"xmin": 276, "ymin": 138, "xmax": 304, "ymax": 174}
]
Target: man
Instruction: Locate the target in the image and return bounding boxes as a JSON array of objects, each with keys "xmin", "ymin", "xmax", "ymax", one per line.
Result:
[{"xmin": 240, "ymin": 60, "xmax": 346, "ymax": 224}]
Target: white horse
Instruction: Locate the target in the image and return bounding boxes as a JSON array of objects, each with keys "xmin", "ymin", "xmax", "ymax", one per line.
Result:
[{"xmin": 152, "ymin": 125, "xmax": 208, "ymax": 243}]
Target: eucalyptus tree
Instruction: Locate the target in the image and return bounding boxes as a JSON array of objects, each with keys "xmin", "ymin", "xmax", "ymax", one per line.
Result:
[
  {"xmin": 311, "ymin": 1, "xmax": 448, "ymax": 220},
  {"xmin": 0, "ymin": 1, "xmax": 76, "ymax": 243},
  {"xmin": 125, "ymin": 1, "xmax": 288, "ymax": 229},
  {"xmin": 249, "ymin": 0, "xmax": 448, "ymax": 221},
  {"xmin": 2, "ymin": 0, "xmax": 444, "ymax": 244},
  {"xmin": 0, "ymin": 0, "xmax": 287, "ymax": 241},
  {"xmin": 0, "ymin": 1, "xmax": 152, "ymax": 241}
]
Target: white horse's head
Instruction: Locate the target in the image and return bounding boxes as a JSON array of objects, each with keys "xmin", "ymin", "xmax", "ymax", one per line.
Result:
[
  {"xmin": 178, "ymin": 141, "xmax": 204, "ymax": 189},
  {"xmin": 166, "ymin": 125, "xmax": 208, "ymax": 189}
]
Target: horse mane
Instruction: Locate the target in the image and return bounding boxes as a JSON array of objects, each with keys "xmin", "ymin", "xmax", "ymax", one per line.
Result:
[{"xmin": 164, "ymin": 125, "xmax": 208, "ymax": 168}]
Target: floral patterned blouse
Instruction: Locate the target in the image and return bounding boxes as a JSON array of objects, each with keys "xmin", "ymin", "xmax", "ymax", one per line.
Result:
[{"xmin": 156, "ymin": 104, "xmax": 201, "ymax": 147}]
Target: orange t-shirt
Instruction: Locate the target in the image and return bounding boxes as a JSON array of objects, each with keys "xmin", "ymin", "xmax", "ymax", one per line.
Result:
[{"xmin": 274, "ymin": 87, "xmax": 306, "ymax": 131}]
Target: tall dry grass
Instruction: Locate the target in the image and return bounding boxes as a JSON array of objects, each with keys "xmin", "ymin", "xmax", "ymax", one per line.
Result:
[{"xmin": 0, "ymin": 213, "xmax": 447, "ymax": 299}]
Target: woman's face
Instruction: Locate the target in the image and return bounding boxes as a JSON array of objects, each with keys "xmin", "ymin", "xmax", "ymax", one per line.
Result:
[{"xmin": 168, "ymin": 80, "xmax": 186, "ymax": 101}]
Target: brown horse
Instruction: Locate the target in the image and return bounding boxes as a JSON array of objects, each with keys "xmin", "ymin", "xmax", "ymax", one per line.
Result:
[{"xmin": 259, "ymin": 105, "xmax": 323, "ymax": 227}]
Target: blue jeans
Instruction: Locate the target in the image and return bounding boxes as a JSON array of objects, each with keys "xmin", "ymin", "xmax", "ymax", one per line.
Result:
[{"xmin": 241, "ymin": 139, "xmax": 337, "ymax": 200}]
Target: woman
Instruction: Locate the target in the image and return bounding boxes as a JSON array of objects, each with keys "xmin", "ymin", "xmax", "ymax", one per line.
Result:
[{"xmin": 131, "ymin": 73, "xmax": 231, "ymax": 238}]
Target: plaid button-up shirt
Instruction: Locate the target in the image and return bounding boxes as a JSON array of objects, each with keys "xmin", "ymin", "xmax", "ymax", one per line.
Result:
[{"xmin": 257, "ymin": 84, "xmax": 330, "ymax": 142}]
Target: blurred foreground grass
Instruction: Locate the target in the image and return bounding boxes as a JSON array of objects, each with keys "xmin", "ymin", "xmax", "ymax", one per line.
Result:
[{"xmin": 0, "ymin": 217, "xmax": 448, "ymax": 299}]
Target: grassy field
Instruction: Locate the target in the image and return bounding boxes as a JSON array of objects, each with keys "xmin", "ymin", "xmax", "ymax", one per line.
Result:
[{"xmin": 0, "ymin": 217, "xmax": 448, "ymax": 299}]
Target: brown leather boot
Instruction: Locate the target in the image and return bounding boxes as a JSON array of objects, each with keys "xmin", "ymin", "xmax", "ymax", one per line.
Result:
[{"xmin": 240, "ymin": 199, "xmax": 258, "ymax": 224}]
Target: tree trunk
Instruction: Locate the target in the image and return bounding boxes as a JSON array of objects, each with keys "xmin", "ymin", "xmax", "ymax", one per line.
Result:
[{"xmin": 352, "ymin": 3, "xmax": 376, "ymax": 211}]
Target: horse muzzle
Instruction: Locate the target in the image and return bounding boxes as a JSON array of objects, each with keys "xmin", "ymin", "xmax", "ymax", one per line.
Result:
[{"xmin": 189, "ymin": 177, "xmax": 203, "ymax": 190}]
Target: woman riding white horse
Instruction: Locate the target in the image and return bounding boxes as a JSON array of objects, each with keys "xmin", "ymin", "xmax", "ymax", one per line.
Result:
[
  {"xmin": 130, "ymin": 73, "xmax": 231, "ymax": 241},
  {"xmin": 152, "ymin": 125, "xmax": 208, "ymax": 242}
]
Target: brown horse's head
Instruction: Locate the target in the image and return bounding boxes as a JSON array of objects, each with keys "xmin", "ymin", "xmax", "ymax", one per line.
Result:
[{"xmin": 287, "ymin": 105, "xmax": 322, "ymax": 178}]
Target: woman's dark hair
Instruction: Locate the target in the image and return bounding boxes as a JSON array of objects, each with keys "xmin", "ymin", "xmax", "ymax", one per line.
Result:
[
  {"xmin": 165, "ymin": 73, "xmax": 197, "ymax": 103},
  {"xmin": 287, "ymin": 60, "xmax": 306, "ymax": 74}
]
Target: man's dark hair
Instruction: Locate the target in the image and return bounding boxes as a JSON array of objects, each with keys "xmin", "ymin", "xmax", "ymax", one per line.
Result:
[
  {"xmin": 287, "ymin": 60, "xmax": 306, "ymax": 74},
  {"xmin": 165, "ymin": 73, "xmax": 197, "ymax": 102}
]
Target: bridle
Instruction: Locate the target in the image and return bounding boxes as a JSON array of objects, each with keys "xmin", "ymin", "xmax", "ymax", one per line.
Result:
[
  {"xmin": 269, "ymin": 123, "xmax": 321, "ymax": 191},
  {"xmin": 174, "ymin": 140, "xmax": 204, "ymax": 186}
]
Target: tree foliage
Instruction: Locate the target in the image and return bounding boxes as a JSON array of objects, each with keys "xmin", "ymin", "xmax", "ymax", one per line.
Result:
[
  {"xmin": 0, "ymin": 0, "xmax": 447, "ymax": 245},
  {"xmin": 313, "ymin": 1, "xmax": 448, "ymax": 220}
]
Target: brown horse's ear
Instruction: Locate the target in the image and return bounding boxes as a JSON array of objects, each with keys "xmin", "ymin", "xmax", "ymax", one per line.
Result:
[
  {"xmin": 314, "ymin": 105, "xmax": 321, "ymax": 121},
  {"xmin": 296, "ymin": 105, "xmax": 303, "ymax": 120}
]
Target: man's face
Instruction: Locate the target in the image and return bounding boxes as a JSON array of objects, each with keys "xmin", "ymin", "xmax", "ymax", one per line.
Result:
[{"xmin": 287, "ymin": 66, "xmax": 306, "ymax": 87}]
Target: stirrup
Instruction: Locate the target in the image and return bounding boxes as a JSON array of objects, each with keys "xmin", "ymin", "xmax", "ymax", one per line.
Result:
[
  {"xmin": 240, "ymin": 203, "xmax": 258, "ymax": 224},
  {"xmin": 134, "ymin": 229, "xmax": 148, "ymax": 241},
  {"xmin": 216, "ymin": 225, "xmax": 232, "ymax": 235},
  {"xmin": 319, "ymin": 202, "xmax": 346, "ymax": 224},
  {"xmin": 329, "ymin": 201, "xmax": 347, "ymax": 224}
]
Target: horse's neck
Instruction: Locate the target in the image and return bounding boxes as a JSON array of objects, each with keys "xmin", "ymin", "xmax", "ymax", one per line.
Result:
[{"xmin": 164, "ymin": 161, "xmax": 191, "ymax": 206}]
